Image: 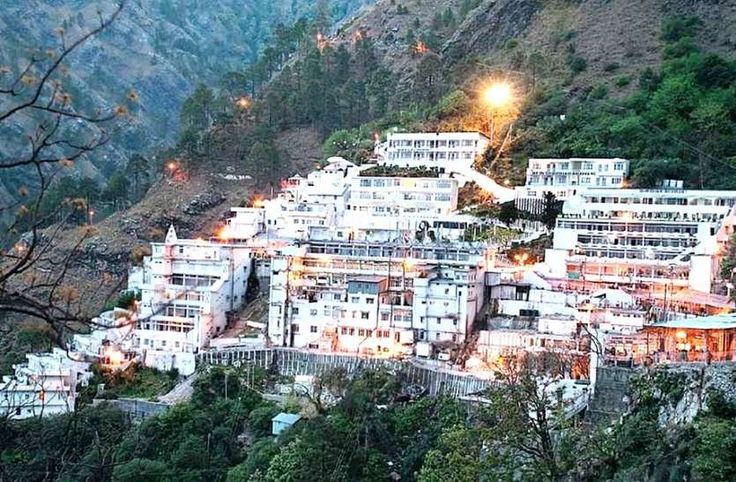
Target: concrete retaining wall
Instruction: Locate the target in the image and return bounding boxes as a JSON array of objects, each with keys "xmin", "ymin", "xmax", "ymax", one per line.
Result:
[
  {"xmin": 587, "ymin": 366, "xmax": 637, "ymax": 425},
  {"xmin": 200, "ymin": 348, "xmax": 494, "ymax": 398},
  {"xmin": 94, "ymin": 398, "xmax": 170, "ymax": 422}
]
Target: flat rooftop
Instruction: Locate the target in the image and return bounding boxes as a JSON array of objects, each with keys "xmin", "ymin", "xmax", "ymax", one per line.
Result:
[{"xmin": 647, "ymin": 313, "xmax": 736, "ymax": 330}]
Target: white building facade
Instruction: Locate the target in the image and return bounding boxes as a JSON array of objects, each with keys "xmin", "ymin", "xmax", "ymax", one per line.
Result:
[
  {"xmin": 516, "ymin": 158, "xmax": 630, "ymax": 213},
  {"xmin": 0, "ymin": 348, "xmax": 91, "ymax": 419},
  {"xmin": 268, "ymin": 241, "xmax": 489, "ymax": 355},
  {"xmin": 545, "ymin": 187, "xmax": 736, "ymax": 294},
  {"xmin": 130, "ymin": 226, "xmax": 254, "ymax": 374},
  {"xmin": 378, "ymin": 132, "xmax": 490, "ymax": 170},
  {"xmin": 226, "ymin": 157, "xmax": 477, "ymax": 244}
]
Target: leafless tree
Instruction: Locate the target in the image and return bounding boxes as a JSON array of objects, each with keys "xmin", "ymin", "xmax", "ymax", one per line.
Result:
[{"xmin": 0, "ymin": 1, "xmax": 130, "ymax": 344}]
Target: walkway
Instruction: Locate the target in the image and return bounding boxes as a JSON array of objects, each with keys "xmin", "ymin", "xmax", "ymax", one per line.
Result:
[{"xmin": 450, "ymin": 164, "xmax": 516, "ymax": 203}]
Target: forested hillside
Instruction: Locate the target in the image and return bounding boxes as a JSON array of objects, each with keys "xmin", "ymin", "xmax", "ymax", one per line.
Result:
[
  {"xmin": 0, "ymin": 0, "xmax": 372, "ymax": 206},
  {"xmin": 3, "ymin": 364, "xmax": 736, "ymax": 481},
  {"xmin": 174, "ymin": 0, "xmax": 736, "ymax": 190}
]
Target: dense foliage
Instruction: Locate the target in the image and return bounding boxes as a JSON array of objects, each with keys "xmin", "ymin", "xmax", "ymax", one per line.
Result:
[
  {"xmin": 512, "ymin": 16, "xmax": 736, "ymax": 189},
  {"xmin": 187, "ymin": 8, "xmax": 736, "ymax": 192},
  {"xmin": 3, "ymin": 364, "xmax": 736, "ymax": 481}
]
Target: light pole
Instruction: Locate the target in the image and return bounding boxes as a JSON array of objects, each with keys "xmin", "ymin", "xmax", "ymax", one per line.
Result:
[
  {"xmin": 644, "ymin": 247, "xmax": 656, "ymax": 301},
  {"xmin": 482, "ymin": 82, "xmax": 513, "ymax": 146}
]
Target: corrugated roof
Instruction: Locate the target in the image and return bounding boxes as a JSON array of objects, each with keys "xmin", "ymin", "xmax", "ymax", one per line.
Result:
[
  {"xmin": 653, "ymin": 289, "xmax": 735, "ymax": 309},
  {"xmin": 272, "ymin": 413, "xmax": 302, "ymax": 424},
  {"xmin": 647, "ymin": 313, "xmax": 736, "ymax": 330}
]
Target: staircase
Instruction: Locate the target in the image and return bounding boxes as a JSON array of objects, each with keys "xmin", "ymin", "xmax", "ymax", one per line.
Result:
[{"xmin": 586, "ymin": 366, "xmax": 637, "ymax": 426}]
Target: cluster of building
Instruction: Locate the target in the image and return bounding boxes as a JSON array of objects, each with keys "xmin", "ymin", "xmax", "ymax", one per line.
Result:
[
  {"xmin": 5, "ymin": 130, "xmax": 736, "ymax": 419},
  {"xmin": 0, "ymin": 349, "xmax": 92, "ymax": 419}
]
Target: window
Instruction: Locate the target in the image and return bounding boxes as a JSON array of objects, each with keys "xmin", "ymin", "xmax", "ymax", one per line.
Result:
[
  {"xmin": 366, "ymin": 297, "xmax": 375, "ymax": 304},
  {"xmin": 361, "ymin": 312, "xmax": 369, "ymax": 320},
  {"xmin": 310, "ymin": 309, "xmax": 318, "ymax": 316},
  {"xmin": 351, "ymin": 296, "xmax": 360, "ymax": 303},
  {"xmin": 358, "ymin": 329, "xmax": 365, "ymax": 336},
  {"xmin": 292, "ymin": 307, "xmax": 299, "ymax": 315},
  {"xmin": 341, "ymin": 327, "xmax": 348, "ymax": 335},
  {"xmin": 310, "ymin": 326, "xmax": 318, "ymax": 333},
  {"xmin": 381, "ymin": 312, "xmax": 389, "ymax": 321}
]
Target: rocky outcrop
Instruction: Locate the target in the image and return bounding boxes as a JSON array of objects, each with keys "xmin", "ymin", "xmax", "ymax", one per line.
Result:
[{"xmin": 443, "ymin": 0, "xmax": 543, "ymax": 62}]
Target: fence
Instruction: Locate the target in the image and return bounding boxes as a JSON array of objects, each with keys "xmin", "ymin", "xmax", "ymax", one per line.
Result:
[{"xmin": 199, "ymin": 348, "xmax": 494, "ymax": 398}]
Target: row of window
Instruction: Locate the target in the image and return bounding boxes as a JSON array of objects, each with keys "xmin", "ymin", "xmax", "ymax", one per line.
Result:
[
  {"xmin": 559, "ymin": 221, "xmax": 700, "ymax": 234},
  {"xmin": 587, "ymin": 196, "xmax": 736, "ymax": 207},
  {"xmin": 163, "ymin": 305, "xmax": 201, "ymax": 319},
  {"xmin": 339, "ymin": 327, "xmax": 393, "ymax": 338},
  {"xmin": 357, "ymin": 179, "xmax": 453, "ymax": 189},
  {"xmin": 388, "ymin": 151, "xmax": 473, "ymax": 160},
  {"xmin": 170, "ymin": 274, "xmax": 219, "ymax": 288},
  {"xmin": 530, "ymin": 161, "xmax": 627, "ymax": 172},
  {"xmin": 388, "ymin": 139, "xmax": 477, "ymax": 148},
  {"xmin": 140, "ymin": 338, "xmax": 188, "ymax": 351}
]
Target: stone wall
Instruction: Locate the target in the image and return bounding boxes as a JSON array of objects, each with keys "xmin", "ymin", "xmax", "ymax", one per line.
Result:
[
  {"xmin": 93, "ymin": 398, "xmax": 169, "ymax": 422},
  {"xmin": 200, "ymin": 348, "xmax": 494, "ymax": 398},
  {"xmin": 587, "ymin": 365, "xmax": 638, "ymax": 425}
]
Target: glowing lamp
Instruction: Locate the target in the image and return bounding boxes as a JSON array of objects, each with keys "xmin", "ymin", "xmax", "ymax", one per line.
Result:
[
  {"xmin": 105, "ymin": 347, "xmax": 124, "ymax": 365},
  {"xmin": 235, "ymin": 97, "xmax": 251, "ymax": 109},
  {"xmin": 483, "ymin": 82, "xmax": 513, "ymax": 108},
  {"xmin": 676, "ymin": 330, "xmax": 687, "ymax": 340},
  {"xmin": 216, "ymin": 227, "xmax": 231, "ymax": 241}
]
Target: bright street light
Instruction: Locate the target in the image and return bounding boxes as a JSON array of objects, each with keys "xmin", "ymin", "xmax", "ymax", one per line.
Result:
[
  {"xmin": 483, "ymin": 82, "xmax": 513, "ymax": 108},
  {"xmin": 235, "ymin": 97, "xmax": 251, "ymax": 109}
]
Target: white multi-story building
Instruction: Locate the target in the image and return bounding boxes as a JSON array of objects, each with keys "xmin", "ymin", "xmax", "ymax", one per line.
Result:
[
  {"xmin": 344, "ymin": 170, "xmax": 463, "ymax": 235},
  {"xmin": 545, "ymin": 186, "xmax": 736, "ymax": 295},
  {"xmin": 130, "ymin": 226, "xmax": 254, "ymax": 374},
  {"xmin": 0, "ymin": 348, "xmax": 91, "ymax": 419},
  {"xmin": 347, "ymin": 171, "xmax": 458, "ymax": 217},
  {"xmin": 227, "ymin": 157, "xmax": 478, "ymax": 244},
  {"xmin": 515, "ymin": 158, "xmax": 630, "ymax": 213},
  {"xmin": 377, "ymin": 132, "xmax": 490, "ymax": 170},
  {"xmin": 71, "ymin": 308, "xmax": 137, "ymax": 362},
  {"xmin": 268, "ymin": 240, "xmax": 489, "ymax": 355}
]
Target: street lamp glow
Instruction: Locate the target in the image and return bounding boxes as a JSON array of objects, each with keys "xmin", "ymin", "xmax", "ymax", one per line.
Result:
[
  {"xmin": 235, "ymin": 97, "xmax": 251, "ymax": 109},
  {"xmin": 483, "ymin": 82, "xmax": 513, "ymax": 108}
]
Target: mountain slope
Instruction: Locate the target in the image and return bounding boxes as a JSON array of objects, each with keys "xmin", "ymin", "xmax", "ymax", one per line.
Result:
[
  {"xmin": 337, "ymin": 0, "xmax": 736, "ymax": 93},
  {"xmin": 0, "ymin": 0, "xmax": 372, "ymax": 191}
]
